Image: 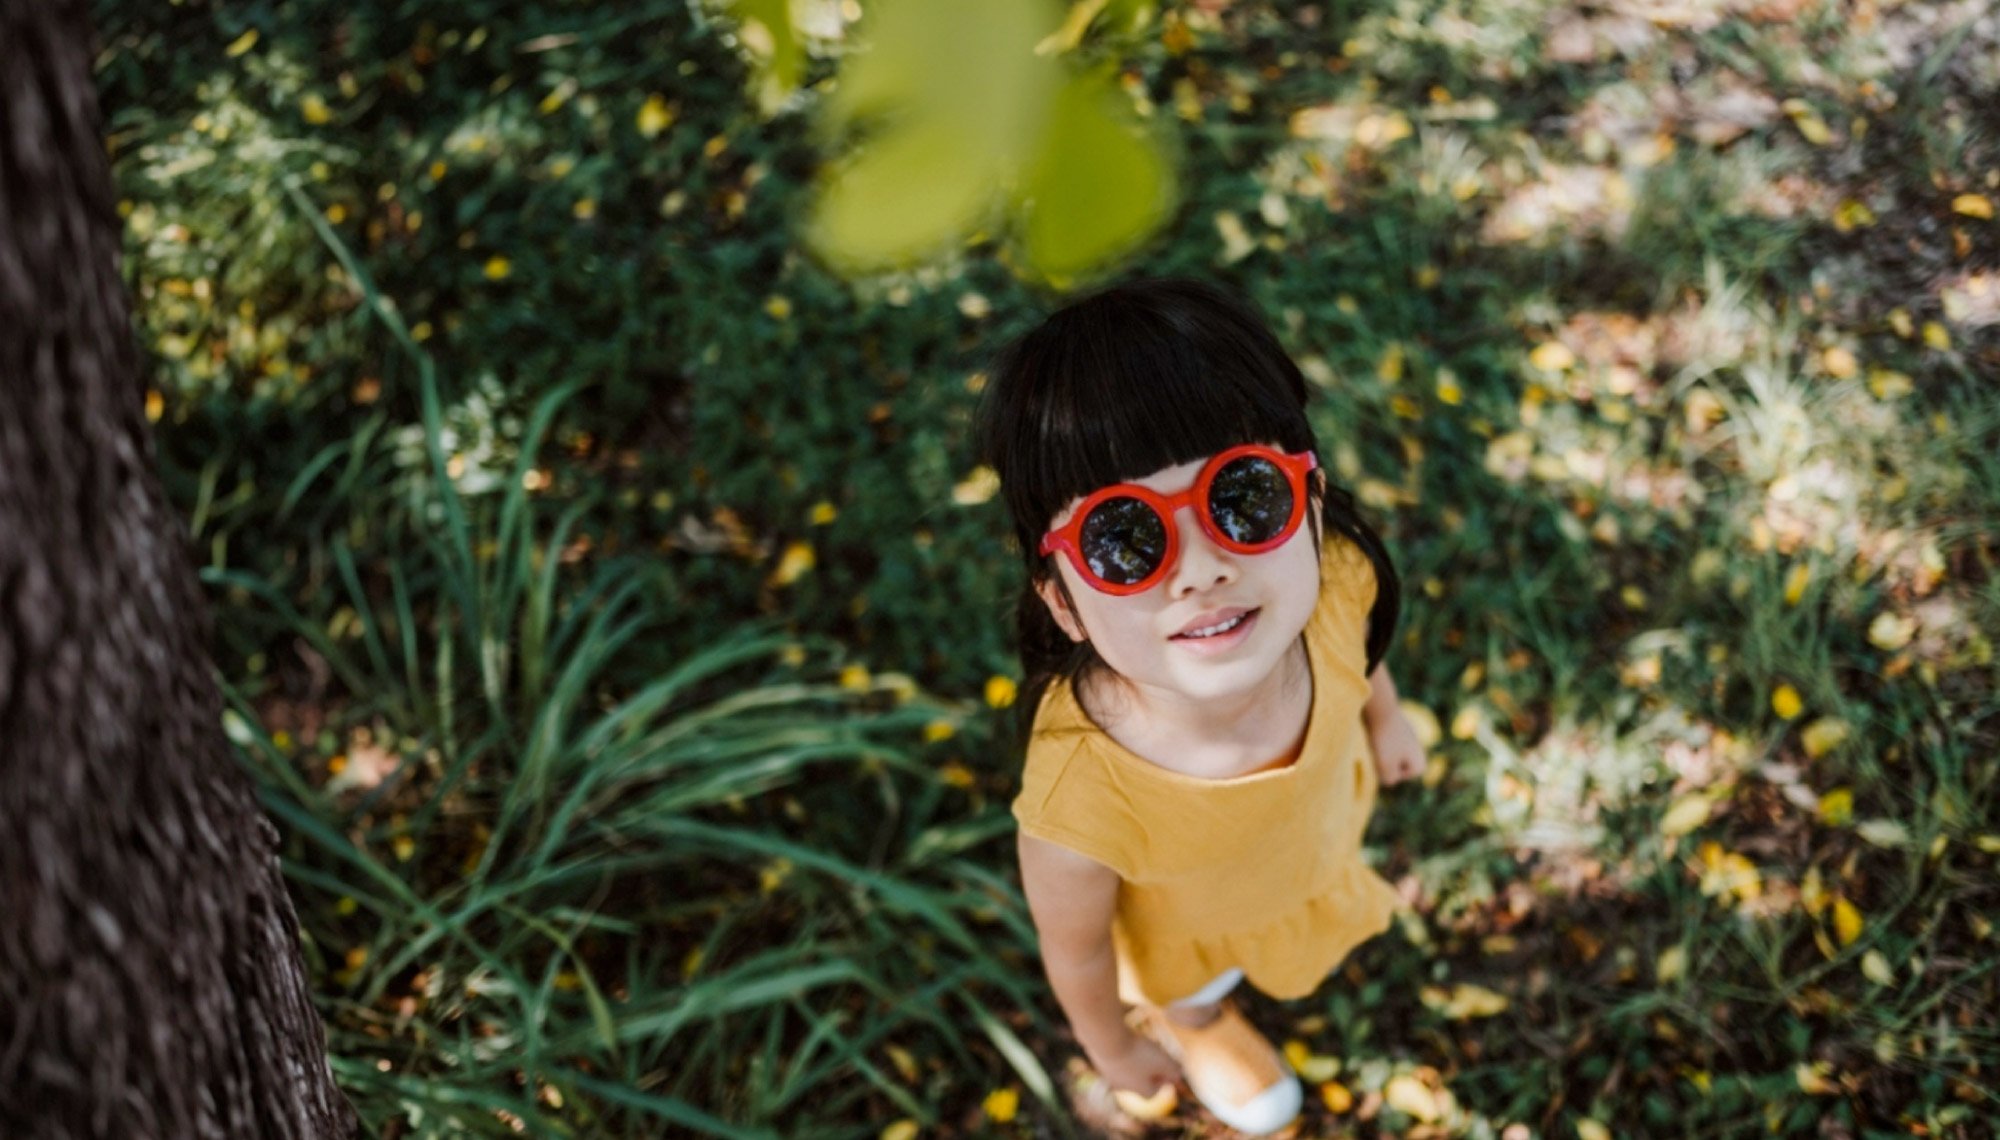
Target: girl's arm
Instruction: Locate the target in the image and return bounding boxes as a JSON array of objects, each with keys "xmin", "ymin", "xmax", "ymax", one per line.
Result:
[
  {"xmin": 1362, "ymin": 662, "xmax": 1401, "ymax": 728},
  {"xmin": 1017, "ymin": 833, "xmax": 1180, "ymax": 1093},
  {"xmin": 1362, "ymin": 663, "xmax": 1426, "ymax": 785}
]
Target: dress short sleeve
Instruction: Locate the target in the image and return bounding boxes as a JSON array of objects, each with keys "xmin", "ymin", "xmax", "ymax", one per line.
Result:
[{"xmin": 1011, "ymin": 722, "xmax": 1143, "ymax": 879}]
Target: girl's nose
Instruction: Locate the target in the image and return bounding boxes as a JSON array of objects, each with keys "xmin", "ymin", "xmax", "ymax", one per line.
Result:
[{"xmin": 1167, "ymin": 506, "xmax": 1237, "ymax": 597}]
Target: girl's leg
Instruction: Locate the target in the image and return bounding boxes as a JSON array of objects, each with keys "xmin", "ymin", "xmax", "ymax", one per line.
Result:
[{"xmin": 1161, "ymin": 967, "xmax": 1244, "ymax": 1027}]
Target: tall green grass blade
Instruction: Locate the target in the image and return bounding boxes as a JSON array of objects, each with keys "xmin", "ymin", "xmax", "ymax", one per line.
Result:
[
  {"xmin": 563, "ymin": 1072, "xmax": 779, "ymax": 1140},
  {"xmin": 965, "ymin": 995, "xmax": 1057, "ymax": 1113}
]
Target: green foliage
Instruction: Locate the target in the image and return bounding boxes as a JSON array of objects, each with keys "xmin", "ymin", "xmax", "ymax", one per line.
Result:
[{"xmin": 208, "ymin": 175, "xmax": 1040, "ymax": 1135}]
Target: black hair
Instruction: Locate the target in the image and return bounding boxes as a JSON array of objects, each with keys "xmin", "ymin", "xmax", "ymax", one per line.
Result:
[{"xmin": 973, "ymin": 276, "xmax": 1402, "ymax": 738}]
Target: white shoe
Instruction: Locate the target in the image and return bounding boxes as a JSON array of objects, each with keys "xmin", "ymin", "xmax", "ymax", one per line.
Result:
[{"xmin": 1140, "ymin": 1002, "xmax": 1303, "ymax": 1135}]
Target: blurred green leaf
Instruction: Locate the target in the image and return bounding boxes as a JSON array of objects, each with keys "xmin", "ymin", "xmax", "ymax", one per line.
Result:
[
  {"xmin": 805, "ymin": 0, "xmax": 1173, "ymax": 281},
  {"xmin": 807, "ymin": 117, "xmax": 1012, "ymax": 270},
  {"xmin": 1012, "ymin": 63, "xmax": 1178, "ymax": 285}
]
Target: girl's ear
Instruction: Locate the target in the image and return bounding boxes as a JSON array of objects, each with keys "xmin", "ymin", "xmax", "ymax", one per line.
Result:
[{"xmin": 1035, "ymin": 574, "xmax": 1087, "ymax": 643}]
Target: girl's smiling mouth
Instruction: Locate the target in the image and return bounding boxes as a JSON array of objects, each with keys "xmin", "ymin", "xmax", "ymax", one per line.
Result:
[{"xmin": 1170, "ymin": 607, "xmax": 1259, "ymax": 652}]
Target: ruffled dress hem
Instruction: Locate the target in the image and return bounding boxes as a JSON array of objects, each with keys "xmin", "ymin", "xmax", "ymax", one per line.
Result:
[{"xmin": 1116, "ymin": 871, "xmax": 1402, "ymax": 1006}]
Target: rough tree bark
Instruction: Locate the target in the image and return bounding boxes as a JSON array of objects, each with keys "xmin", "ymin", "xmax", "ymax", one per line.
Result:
[{"xmin": 0, "ymin": 1, "xmax": 362, "ymax": 1136}]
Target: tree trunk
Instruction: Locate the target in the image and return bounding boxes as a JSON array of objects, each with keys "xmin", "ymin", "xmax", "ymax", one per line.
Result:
[{"xmin": 0, "ymin": 2, "xmax": 361, "ymax": 1136}]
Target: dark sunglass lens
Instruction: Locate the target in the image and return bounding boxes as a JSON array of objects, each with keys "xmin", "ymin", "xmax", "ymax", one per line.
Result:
[
  {"xmin": 1079, "ymin": 497, "xmax": 1167, "ymax": 585},
  {"xmin": 1209, "ymin": 456, "xmax": 1294, "ymax": 544}
]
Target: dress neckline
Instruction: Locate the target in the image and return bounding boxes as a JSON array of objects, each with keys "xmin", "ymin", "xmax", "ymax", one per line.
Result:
[{"xmin": 1052, "ymin": 630, "xmax": 1323, "ymax": 787}]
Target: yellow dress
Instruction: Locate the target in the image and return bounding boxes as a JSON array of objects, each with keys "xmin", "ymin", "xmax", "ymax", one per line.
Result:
[{"xmin": 1011, "ymin": 534, "xmax": 1403, "ymax": 1006}]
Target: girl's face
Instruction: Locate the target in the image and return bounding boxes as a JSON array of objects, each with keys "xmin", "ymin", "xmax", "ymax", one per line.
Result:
[{"xmin": 1035, "ymin": 448, "xmax": 1324, "ymax": 711}]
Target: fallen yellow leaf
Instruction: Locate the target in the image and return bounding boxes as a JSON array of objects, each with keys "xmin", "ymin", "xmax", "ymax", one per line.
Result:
[
  {"xmin": 1214, "ymin": 211, "xmax": 1255, "ymax": 263},
  {"xmin": 1399, "ymin": 700, "xmax": 1442, "ymax": 749},
  {"xmin": 1772, "ymin": 683, "xmax": 1804, "ymax": 720},
  {"xmin": 1384, "ymin": 1074, "xmax": 1441, "ymax": 1122},
  {"xmin": 1833, "ymin": 199, "xmax": 1876, "ymax": 231},
  {"xmin": 1438, "ymin": 983, "xmax": 1509, "ymax": 1019},
  {"xmin": 1781, "ymin": 98, "xmax": 1832, "ymax": 145},
  {"xmin": 1868, "ymin": 611, "xmax": 1916, "ymax": 650},
  {"xmin": 1861, "ymin": 949, "xmax": 1894, "ymax": 985},
  {"xmin": 879, "ymin": 1121, "xmax": 919, "ymax": 1140},
  {"xmin": 1661, "ymin": 793, "xmax": 1713, "ymax": 838},
  {"xmin": 1796, "ymin": 1062, "xmax": 1837, "ymax": 1095},
  {"xmin": 637, "ymin": 93, "xmax": 676, "ymax": 138},
  {"xmin": 1436, "ymin": 371, "xmax": 1464, "ymax": 405},
  {"xmin": 1864, "ymin": 368, "xmax": 1912, "ymax": 400},
  {"xmin": 767, "ymin": 541, "xmax": 816, "ymax": 587},
  {"xmin": 982, "ymin": 1087, "xmax": 1019, "ymax": 1123},
  {"xmin": 1800, "ymin": 866, "xmax": 1826, "ymax": 915},
  {"xmin": 1832, "ymin": 896, "xmax": 1863, "ymax": 946},
  {"xmin": 1818, "ymin": 787, "xmax": 1853, "ymax": 826},
  {"xmin": 1450, "ymin": 705, "xmax": 1484, "ymax": 740},
  {"xmin": 1697, "ymin": 842, "xmax": 1762, "ymax": 903},
  {"xmin": 1656, "ymin": 945, "xmax": 1687, "ymax": 984},
  {"xmin": 1952, "ymin": 193, "xmax": 1995, "ymax": 220},
  {"xmin": 1378, "ymin": 341, "xmax": 1406, "ymax": 383},
  {"xmin": 952, "ymin": 465, "xmax": 1001, "ymax": 506},
  {"xmin": 1802, "ymin": 717, "xmax": 1850, "ymax": 759},
  {"xmin": 1355, "ymin": 111, "xmax": 1413, "ymax": 149},
  {"xmin": 1856, "ymin": 818, "xmax": 1910, "ymax": 849},
  {"xmin": 1321, "ymin": 1080, "xmax": 1354, "ymax": 1112},
  {"xmin": 1283, "ymin": 1038, "xmax": 1341, "ymax": 1081},
  {"xmin": 1530, "ymin": 341, "xmax": 1576, "ymax": 372},
  {"xmin": 760, "ymin": 858, "xmax": 793, "ymax": 893}
]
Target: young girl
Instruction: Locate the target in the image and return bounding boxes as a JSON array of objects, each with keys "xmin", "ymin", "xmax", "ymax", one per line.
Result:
[{"xmin": 973, "ymin": 277, "xmax": 1427, "ymax": 1135}]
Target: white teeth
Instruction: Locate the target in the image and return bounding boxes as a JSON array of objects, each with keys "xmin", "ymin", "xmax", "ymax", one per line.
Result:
[{"xmin": 1181, "ymin": 613, "xmax": 1247, "ymax": 639}]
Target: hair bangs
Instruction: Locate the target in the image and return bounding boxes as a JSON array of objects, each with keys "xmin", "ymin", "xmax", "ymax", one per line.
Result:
[{"xmin": 992, "ymin": 285, "xmax": 1316, "ymax": 550}]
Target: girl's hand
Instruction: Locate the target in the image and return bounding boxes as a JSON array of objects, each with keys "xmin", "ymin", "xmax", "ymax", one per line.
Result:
[
  {"xmin": 1089, "ymin": 1030, "xmax": 1182, "ymax": 1098},
  {"xmin": 1366, "ymin": 705, "xmax": 1427, "ymax": 786}
]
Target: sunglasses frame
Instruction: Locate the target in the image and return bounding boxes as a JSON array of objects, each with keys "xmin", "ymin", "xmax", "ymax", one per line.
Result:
[{"xmin": 1038, "ymin": 444, "xmax": 1320, "ymax": 596}]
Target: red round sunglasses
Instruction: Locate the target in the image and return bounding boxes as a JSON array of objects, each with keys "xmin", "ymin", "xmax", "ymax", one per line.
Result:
[{"xmin": 1039, "ymin": 444, "xmax": 1320, "ymax": 596}]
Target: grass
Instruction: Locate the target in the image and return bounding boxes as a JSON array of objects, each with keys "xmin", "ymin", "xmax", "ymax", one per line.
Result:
[{"xmin": 94, "ymin": 0, "xmax": 2000, "ymax": 1135}]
